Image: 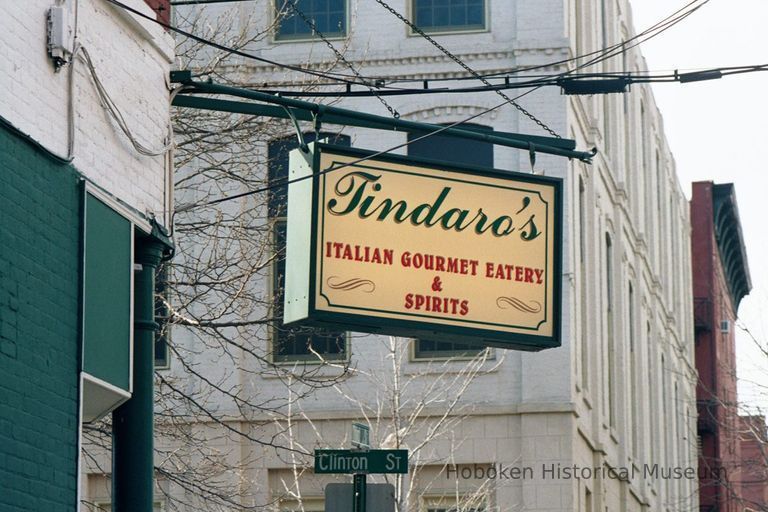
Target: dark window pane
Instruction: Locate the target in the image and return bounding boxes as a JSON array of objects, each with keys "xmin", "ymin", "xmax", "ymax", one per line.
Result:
[
  {"xmin": 450, "ymin": 5, "xmax": 466, "ymax": 26},
  {"xmin": 276, "ymin": 0, "xmax": 346, "ymax": 39},
  {"xmin": 155, "ymin": 265, "xmax": 170, "ymax": 368},
  {"xmin": 328, "ymin": 12, "xmax": 344, "ymax": 33},
  {"xmin": 434, "ymin": 6, "xmax": 449, "ymax": 26},
  {"xmin": 268, "ymin": 133, "xmax": 350, "ymax": 362},
  {"xmin": 408, "ymin": 124, "xmax": 492, "ymax": 359},
  {"xmin": 415, "ymin": 7, "xmax": 432, "ymax": 26},
  {"xmin": 407, "ymin": 123, "xmax": 493, "ymax": 168},
  {"xmin": 414, "ymin": 338, "xmax": 484, "ymax": 359},
  {"xmin": 467, "ymin": 4, "xmax": 483, "ymax": 26},
  {"xmin": 272, "ymin": 221, "xmax": 347, "ymax": 362},
  {"xmin": 412, "ymin": 0, "xmax": 485, "ymax": 32}
]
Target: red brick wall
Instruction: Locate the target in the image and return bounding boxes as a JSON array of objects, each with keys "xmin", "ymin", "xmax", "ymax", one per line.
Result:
[
  {"xmin": 691, "ymin": 182, "xmax": 741, "ymax": 512},
  {"xmin": 144, "ymin": 0, "xmax": 170, "ymax": 25},
  {"xmin": 738, "ymin": 415, "xmax": 768, "ymax": 510}
]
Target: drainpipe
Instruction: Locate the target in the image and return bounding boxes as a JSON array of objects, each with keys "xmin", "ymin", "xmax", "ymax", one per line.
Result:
[{"xmin": 112, "ymin": 224, "xmax": 172, "ymax": 512}]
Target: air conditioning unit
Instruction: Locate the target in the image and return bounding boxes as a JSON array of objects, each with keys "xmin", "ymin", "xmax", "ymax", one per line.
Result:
[{"xmin": 720, "ymin": 320, "xmax": 731, "ymax": 334}]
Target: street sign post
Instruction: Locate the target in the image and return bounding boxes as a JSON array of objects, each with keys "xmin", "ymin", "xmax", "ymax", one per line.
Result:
[
  {"xmin": 314, "ymin": 449, "xmax": 408, "ymax": 474},
  {"xmin": 325, "ymin": 483, "xmax": 395, "ymax": 512},
  {"xmin": 315, "ymin": 448, "xmax": 408, "ymax": 512}
]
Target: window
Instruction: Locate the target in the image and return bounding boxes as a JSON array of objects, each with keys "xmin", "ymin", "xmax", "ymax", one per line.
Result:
[
  {"xmin": 628, "ymin": 283, "xmax": 637, "ymax": 455},
  {"xmin": 578, "ymin": 177, "xmax": 588, "ymax": 390},
  {"xmin": 268, "ymin": 133, "xmax": 350, "ymax": 363},
  {"xmin": 96, "ymin": 501, "xmax": 164, "ymax": 512},
  {"xmin": 407, "ymin": 123, "xmax": 493, "ymax": 168},
  {"xmin": 154, "ymin": 264, "xmax": 170, "ymax": 369},
  {"xmin": 279, "ymin": 497, "xmax": 324, "ymax": 512},
  {"xmin": 413, "ymin": 338, "xmax": 484, "ymax": 360},
  {"xmin": 585, "ymin": 487, "xmax": 593, "ymax": 512},
  {"xmin": 604, "ymin": 233, "xmax": 615, "ymax": 427},
  {"xmin": 422, "ymin": 495, "xmax": 486, "ymax": 512},
  {"xmin": 408, "ymin": 123, "xmax": 492, "ymax": 359},
  {"xmin": 275, "ymin": 0, "xmax": 346, "ymax": 40},
  {"xmin": 412, "ymin": 0, "xmax": 486, "ymax": 33}
]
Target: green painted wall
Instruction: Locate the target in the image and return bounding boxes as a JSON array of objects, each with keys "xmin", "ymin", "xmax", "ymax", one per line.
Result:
[{"xmin": 0, "ymin": 122, "xmax": 81, "ymax": 511}]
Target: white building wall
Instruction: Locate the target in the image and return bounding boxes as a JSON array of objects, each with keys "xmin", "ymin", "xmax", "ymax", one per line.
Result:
[
  {"xmin": 149, "ymin": 0, "xmax": 695, "ymax": 510},
  {"xmin": 0, "ymin": 0, "xmax": 174, "ymax": 220}
]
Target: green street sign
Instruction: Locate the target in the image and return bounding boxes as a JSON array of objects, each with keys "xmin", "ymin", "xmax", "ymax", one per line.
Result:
[{"xmin": 314, "ymin": 449, "xmax": 408, "ymax": 474}]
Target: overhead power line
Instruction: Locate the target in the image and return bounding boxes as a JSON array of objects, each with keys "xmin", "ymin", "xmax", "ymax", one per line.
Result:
[
  {"xmin": 103, "ymin": 0, "xmax": 367, "ymax": 85},
  {"xmin": 165, "ymin": 0, "xmax": 714, "ymax": 104},
  {"xmin": 113, "ymin": 0, "xmax": 710, "ymax": 95},
  {"xmin": 118, "ymin": 0, "xmax": 719, "ymax": 209},
  {"xmin": 170, "ymin": 76, "xmax": 595, "ymax": 211},
  {"xmin": 168, "ymin": 0, "xmax": 707, "ymax": 90},
  {"xmin": 249, "ymin": 63, "xmax": 768, "ymax": 98},
  {"xmin": 165, "ymin": 0, "xmax": 710, "ymax": 207},
  {"xmin": 279, "ymin": 0, "xmax": 401, "ymax": 118},
  {"xmin": 373, "ymin": 0, "xmax": 561, "ymax": 138}
]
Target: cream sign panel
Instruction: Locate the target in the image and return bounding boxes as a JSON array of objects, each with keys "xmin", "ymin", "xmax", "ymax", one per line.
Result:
[{"xmin": 285, "ymin": 143, "xmax": 562, "ymax": 350}]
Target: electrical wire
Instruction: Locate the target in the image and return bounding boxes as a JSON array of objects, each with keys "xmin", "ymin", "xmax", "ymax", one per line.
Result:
[
  {"xmin": 176, "ymin": 96, "xmax": 514, "ymax": 212},
  {"xmin": 103, "ymin": 0, "xmax": 374, "ymax": 86},
  {"xmin": 247, "ymin": 62, "xmax": 768, "ymax": 98},
  {"xmin": 278, "ymin": 0, "xmax": 400, "ymax": 117},
  {"xmin": 198, "ymin": 0, "xmax": 714, "ymax": 104},
  {"xmin": 113, "ymin": 0, "xmax": 704, "ymax": 91},
  {"xmin": 373, "ymin": 0, "xmax": 561, "ymax": 137},
  {"xmin": 169, "ymin": 0, "xmax": 707, "ymax": 90},
  {"xmin": 572, "ymin": 0, "xmax": 707, "ymax": 74},
  {"xmin": 372, "ymin": 0, "xmax": 710, "ymax": 86},
  {"xmin": 167, "ymin": 0, "xmax": 712, "ymax": 102},
  {"xmin": 79, "ymin": 47, "xmax": 173, "ymax": 156},
  {"xmin": 171, "ymin": 0, "xmax": 711, "ymax": 207}
]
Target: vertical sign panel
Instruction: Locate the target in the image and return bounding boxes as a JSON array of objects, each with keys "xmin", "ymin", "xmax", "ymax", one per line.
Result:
[{"xmin": 82, "ymin": 193, "xmax": 132, "ymax": 393}]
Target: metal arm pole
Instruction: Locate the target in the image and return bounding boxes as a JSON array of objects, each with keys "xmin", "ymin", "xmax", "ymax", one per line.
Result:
[{"xmin": 171, "ymin": 76, "xmax": 596, "ymax": 162}]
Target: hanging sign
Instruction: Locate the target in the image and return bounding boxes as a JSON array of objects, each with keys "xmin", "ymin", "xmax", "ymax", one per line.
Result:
[{"xmin": 284, "ymin": 143, "xmax": 562, "ymax": 351}]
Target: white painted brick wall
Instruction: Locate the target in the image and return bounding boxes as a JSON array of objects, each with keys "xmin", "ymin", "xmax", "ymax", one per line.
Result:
[
  {"xmin": 165, "ymin": 0, "xmax": 696, "ymax": 510},
  {"xmin": 0, "ymin": 0, "xmax": 174, "ymax": 219}
]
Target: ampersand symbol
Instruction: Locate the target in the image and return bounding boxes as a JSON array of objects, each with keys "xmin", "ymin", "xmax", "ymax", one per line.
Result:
[{"xmin": 431, "ymin": 276, "xmax": 443, "ymax": 292}]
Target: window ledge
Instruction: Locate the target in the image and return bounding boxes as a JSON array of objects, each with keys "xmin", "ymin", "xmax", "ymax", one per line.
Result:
[
  {"xmin": 272, "ymin": 33, "xmax": 348, "ymax": 44},
  {"xmin": 407, "ymin": 26, "xmax": 489, "ymax": 37},
  {"xmin": 260, "ymin": 362, "xmax": 351, "ymax": 380},
  {"xmin": 402, "ymin": 356, "xmax": 499, "ymax": 376}
]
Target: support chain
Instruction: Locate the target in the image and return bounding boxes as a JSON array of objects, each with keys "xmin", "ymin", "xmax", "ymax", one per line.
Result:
[
  {"xmin": 282, "ymin": 0, "xmax": 401, "ymax": 118},
  {"xmin": 373, "ymin": 0, "xmax": 561, "ymax": 138}
]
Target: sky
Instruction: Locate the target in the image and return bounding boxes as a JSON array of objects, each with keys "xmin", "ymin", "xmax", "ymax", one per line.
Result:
[{"xmin": 629, "ymin": 0, "xmax": 768, "ymax": 410}]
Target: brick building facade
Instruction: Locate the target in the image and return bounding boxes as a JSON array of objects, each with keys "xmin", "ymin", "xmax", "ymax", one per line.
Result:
[
  {"xmin": 690, "ymin": 181, "xmax": 753, "ymax": 512},
  {"xmin": 0, "ymin": 1, "xmax": 173, "ymax": 510}
]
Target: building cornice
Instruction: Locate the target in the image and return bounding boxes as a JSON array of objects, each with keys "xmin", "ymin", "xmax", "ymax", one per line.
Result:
[{"xmin": 712, "ymin": 183, "xmax": 752, "ymax": 310}]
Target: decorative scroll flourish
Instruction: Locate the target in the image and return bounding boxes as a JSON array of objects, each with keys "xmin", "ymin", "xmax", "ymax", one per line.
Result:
[
  {"xmin": 496, "ymin": 297, "xmax": 542, "ymax": 314},
  {"xmin": 326, "ymin": 276, "xmax": 376, "ymax": 293}
]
